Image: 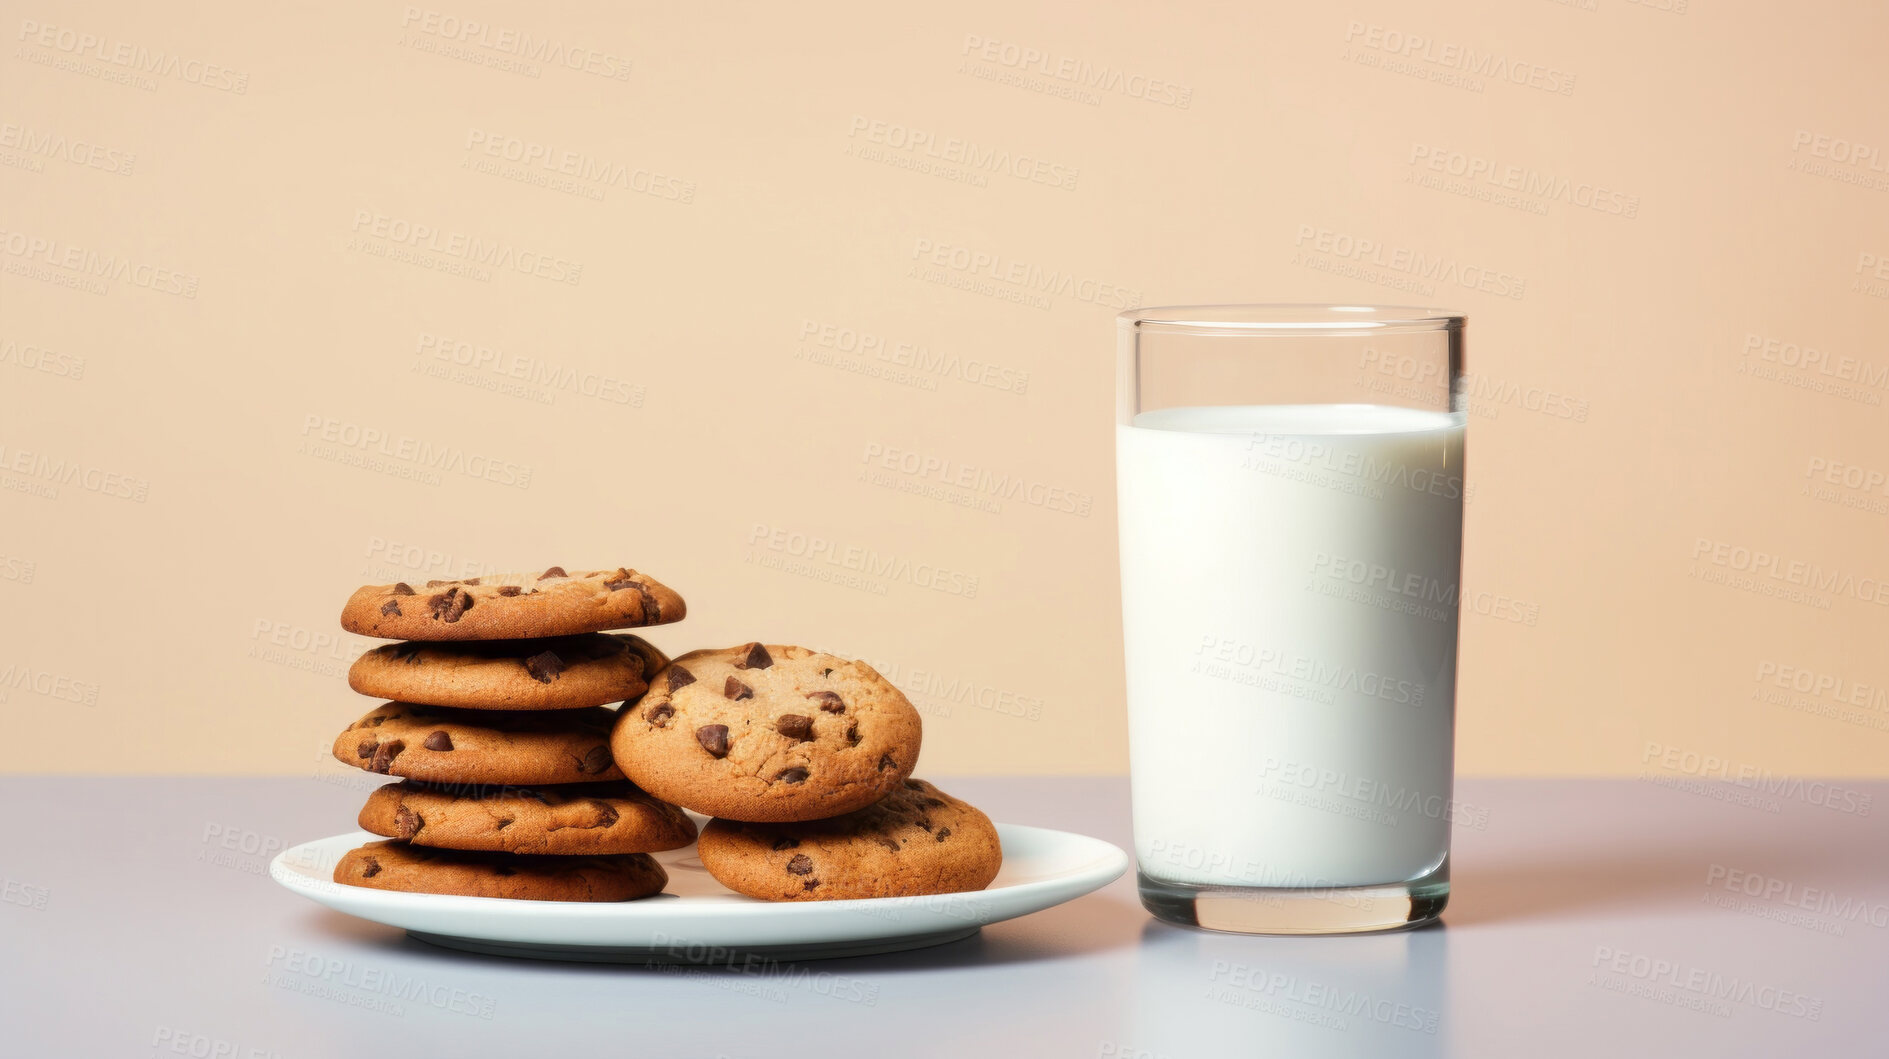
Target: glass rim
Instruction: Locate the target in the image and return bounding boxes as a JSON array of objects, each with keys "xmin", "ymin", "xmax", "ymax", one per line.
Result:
[{"xmin": 1117, "ymin": 304, "xmax": 1464, "ymax": 337}]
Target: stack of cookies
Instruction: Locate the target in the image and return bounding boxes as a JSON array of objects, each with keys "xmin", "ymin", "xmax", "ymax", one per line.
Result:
[
  {"xmin": 610, "ymin": 643, "xmax": 1003, "ymax": 901},
  {"xmin": 327, "ymin": 568, "xmax": 695, "ymax": 902}
]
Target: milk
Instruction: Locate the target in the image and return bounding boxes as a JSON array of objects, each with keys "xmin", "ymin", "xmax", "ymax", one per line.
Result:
[{"xmin": 1117, "ymin": 404, "xmax": 1465, "ymax": 889}]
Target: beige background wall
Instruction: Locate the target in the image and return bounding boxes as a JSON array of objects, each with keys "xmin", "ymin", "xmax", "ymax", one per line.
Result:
[{"xmin": 3, "ymin": 0, "xmax": 1884, "ymax": 776}]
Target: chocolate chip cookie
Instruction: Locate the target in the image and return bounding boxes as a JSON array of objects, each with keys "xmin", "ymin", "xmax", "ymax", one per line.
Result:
[
  {"xmin": 610, "ymin": 644, "xmax": 922, "ymax": 822},
  {"xmin": 333, "ymin": 839, "xmax": 666, "ymax": 901},
  {"xmin": 333, "ymin": 702, "xmax": 623, "ymax": 785},
  {"xmin": 348, "ymin": 634, "xmax": 656, "ymax": 710},
  {"xmin": 697, "ymin": 780, "xmax": 1001, "ymax": 901},
  {"xmin": 340, "ymin": 567, "xmax": 685, "ymax": 641},
  {"xmin": 357, "ymin": 780, "xmax": 696, "ymax": 855}
]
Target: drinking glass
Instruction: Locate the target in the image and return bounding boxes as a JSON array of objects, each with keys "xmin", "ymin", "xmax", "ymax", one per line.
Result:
[{"xmin": 1115, "ymin": 305, "xmax": 1466, "ymax": 934}]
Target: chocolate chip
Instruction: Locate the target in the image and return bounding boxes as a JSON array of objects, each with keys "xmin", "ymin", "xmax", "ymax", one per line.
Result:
[
  {"xmin": 696, "ymin": 724, "xmax": 730, "ymax": 758},
  {"xmin": 724, "ymin": 676, "xmax": 753, "ymax": 701},
  {"xmin": 360, "ymin": 856, "xmax": 381, "ymax": 878},
  {"xmin": 393, "ymin": 806, "xmax": 422, "ymax": 838},
  {"xmin": 846, "ymin": 724, "xmax": 860, "ymax": 746},
  {"xmin": 647, "ymin": 703, "xmax": 675, "ymax": 728},
  {"xmin": 603, "ymin": 574, "xmax": 639, "ymax": 591},
  {"xmin": 735, "ymin": 642, "xmax": 773, "ymax": 670},
  {"xmin": 771, "ymin": 836, "xmax": 800, "ymax": 851},
  {"xmin": 380, "ymin": 600, "xmax": 402, "ymax": 616},
  {"xmin": 540, "ymin": 566, "xmax": 567, "ymax": 579},
  {"xmin": 462, "ymin": 577, "xmax": 481, "ymax": 586},
  {"xmin": 820, "ymin": 668, "xmax": 834, "ymax": 677},
  {"xmin": 583, "ymin": 801, "xmax": 620, "ymax": 829},
  {"xmin": 668, "ymin": 666, "xmax": 695, "ymax": 691},
  {"xmin": 776, "ymin": 714, "xmax": 813, "ymax": 741},
  {"xmin": 427, "ymin": 587, "xmax": 473, "ymax": 622},
  {"xmin": 785, "ymin": 854, "xmax": 814, "ymax": 875},
  {"xmin": 803, "ymin": 880, "xmax": 819, "ymax": 891},
  {"xmin": 806, "ymin": 691, "xmax": 845, "ymax": 713},
  {"xmin": 392, "ymin": 643, "xmax": 424, "ymax": 664},
  {"xmin": 937, "ymin": 828, "xmax": 952, "ymax": 841},
  {"xmin": 363, "ymin": 715, "xmax": 386, "ymax": 728},
  {"xmin": 369, "ymin": 740, "xmax": 405, "ymax": 774},
  {"xmin": 391, "ymin": 583, "xmax": 416, "ymax": 596},
  {"xmin": 523, "ymin": 650, "xmax": 565, "ymax": 683},
  {"xmin": 356, "ymin": 738, "xmax": 376, "ymax": 759},
  {"xmin": 580, "ymin": 745, "xmax": 613, "ymax": 774},
  {"xmin": 879, "ymin": 753, "xmax": 897, "ymax": 771},
  {"xmin": 423, "ymin": 731, "xmax": 453, "ymax": 752},
  {"xmin": 915, "ymin": 818, "xmax": 933, "ymax": 833},
  {"xmin": 494, "ymin": 818, "xmax": 513, "ymax": 830},
  {"xmin": 496, "ymin": 585, "xmax": 522, "ymax": 597},
  {"xmin": 776, "ymin": 767, "xmax": 809, "ymax": 784},
  {"xmin": 879, "ymin": 838, "xmax": 900, "ymax": 853}
]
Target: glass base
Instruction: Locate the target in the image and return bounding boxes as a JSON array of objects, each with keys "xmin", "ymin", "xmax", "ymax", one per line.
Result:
[{"xmin": 1138, "ymin": 861, "xmax": 1449, "ymax": 936}]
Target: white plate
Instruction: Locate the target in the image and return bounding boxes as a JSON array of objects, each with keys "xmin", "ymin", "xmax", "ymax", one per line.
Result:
[{"xmin": 271, "ymin": 825, "xmax": 1128, "ymax": 963}]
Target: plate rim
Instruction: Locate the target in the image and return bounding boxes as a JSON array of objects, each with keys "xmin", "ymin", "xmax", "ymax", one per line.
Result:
[{"xmin": 270, "ymin": 822, "xmax": 1129, "ymax": 919}]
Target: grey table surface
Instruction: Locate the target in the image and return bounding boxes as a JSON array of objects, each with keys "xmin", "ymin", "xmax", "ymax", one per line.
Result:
[{"xmin": 2, "ymin": 775, "xmax": 1884, "ymax": 1058}]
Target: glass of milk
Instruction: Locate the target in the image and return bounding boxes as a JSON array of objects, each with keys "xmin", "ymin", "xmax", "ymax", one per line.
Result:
[{"xmin": 1116, "ymin": 305, "xmax": 1466, "ymax": 934}]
